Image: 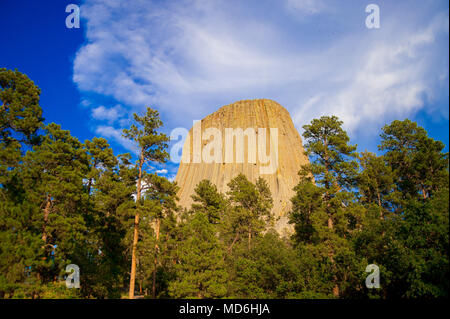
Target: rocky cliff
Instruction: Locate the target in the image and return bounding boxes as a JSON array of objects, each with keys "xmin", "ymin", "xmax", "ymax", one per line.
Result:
[{"xmin": 174, "ymin": 99, "xmax": 309, "ymax": 234}]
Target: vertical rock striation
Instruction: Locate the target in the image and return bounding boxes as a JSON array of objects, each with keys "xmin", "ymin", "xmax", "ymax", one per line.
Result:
[{"xmin": 175, "ymin": 99, "xmax": 309, "ymax": 234}]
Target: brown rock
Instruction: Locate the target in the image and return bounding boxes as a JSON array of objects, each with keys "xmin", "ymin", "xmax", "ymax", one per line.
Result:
[{"xmin": 174, "ymin": 99, "xmax": 309, "ymax": 234}]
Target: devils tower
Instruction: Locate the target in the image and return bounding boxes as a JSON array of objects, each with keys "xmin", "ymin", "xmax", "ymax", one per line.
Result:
[{"xmin": 175, "ymin": 99, "xmax": 309, "ymax": 234}]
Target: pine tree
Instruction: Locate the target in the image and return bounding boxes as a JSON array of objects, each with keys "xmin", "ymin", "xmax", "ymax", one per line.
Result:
[
  {"xmin": 0, "ymin": 68, "xmax": 44, "ymax": 297},
  {"xmin": 290, "ymin": 116, "xmax": 363, "ymax": 298},
  {"xmin": 376, "ymin": 119, "xmax": 449, "ymax": 297},
  {"xmin": 380, "ymin": 119, "xmax": 448, "ymax": 200},
  {"xmin": 357, "ymin": 151, "xmax": 396, "ymax": 216},
  {"xmin": 122, "ymin": 107, "xmax": 170, "ymax": 298},
  {"xmin": 191, "ymin": 180, "xmax": 226, "ymax": 224},
  {"xmin": 226, "ymin": 174, "xmax": 273, "ymax": 252},
  {"xmin": 22, "ymin": 123, "xmax": 89, "ymax": 284},
  {"xmin": 141, "ymin": 173, "xmax": 178, "ymax": 298},
  {"xmin": 80, "ymin": 139, "xmax": 135, "ymax": 298},
  {"xmin": 169, "ymin": 212, "xmax": 228, "ymax": 298},
  {"xmin": 84, "ymin": 137, "xmax": 117, "ymax": 196},
  {"xmin": 228, "ymin": 231, "xmax": 302, "ymax": 298},
  {"xmin": 353, "ymin": 151, "xmax": 398, "ymax": 298},
  {"xmin": 0, "ymin": 68, "xmax": 43, "ymax": 147}
]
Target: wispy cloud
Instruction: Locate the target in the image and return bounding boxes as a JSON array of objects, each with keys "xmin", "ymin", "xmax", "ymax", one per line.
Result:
[
  {"xmin": 286, "ymin": 0, "xmax": 325, "ymax": 15},
  {"xmin": 95, "ymin": 125, "xmax": 138, "ymax": 154},
  {"xmin": 293, "ymin": 11, "xmax": 449, "ymax": 134},
  {"xmin": 74, "ymin": 0, "xmax": 449, "ymax": 153},
  {"xmin": 91, "ymin": 104, "xmax": 124, "ymax": 124}
]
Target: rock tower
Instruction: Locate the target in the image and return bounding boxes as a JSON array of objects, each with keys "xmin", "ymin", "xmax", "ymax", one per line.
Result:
[{"xmin": 175, "ymin": 99, "xmax": 309, "ymax": 234}]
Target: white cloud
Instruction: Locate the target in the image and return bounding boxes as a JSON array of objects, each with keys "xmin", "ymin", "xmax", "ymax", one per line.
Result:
[
  {"xmin": 292, "ymin": 12, "xmax": 449, "ymax": 134},
  {"xmin": 156, "ymin": 169, "xmax": 168, "ymax": 175},
  {"xmin": 286, "ymin": 0, "xmax": 325, "ymax": 15},
  {"xmin": 95, "ymin": 125, "xmax": 138, "ymax": 154},
  {"xmin": 91, "ymin": 104, "xmax": 124, "ymax": 123},
  {"xmin": 73, "ymin": 0, "xmax": 449, "ymax": 147},
  {"xmin": 80, "ymin": 99, "xmax": 91, "ymax": 108}
]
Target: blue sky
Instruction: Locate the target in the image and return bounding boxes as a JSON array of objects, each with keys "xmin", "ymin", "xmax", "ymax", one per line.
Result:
[{"xmin": 1, "ymin": 0, "xmax": 448, "ymax": 180}]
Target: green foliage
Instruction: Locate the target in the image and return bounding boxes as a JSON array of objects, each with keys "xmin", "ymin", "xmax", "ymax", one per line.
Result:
[
  {"xmin": 380, "ymin": 119, "xmax": 448, "ymax": 200},
  {"xmin": 227, "ymin": 232, "xmax": 302, "ymax": 298},
  {"xmin": 226, "ymin": 174, "xmax": 273, "ymax": 250},
  {"xmin": 191, "ymin": 180, "xmax": 226, "ymax": 223},
  {"xmin": 1, "ymin": 69, "xmax": 448, "ymax": 299},
  {"xmin": 121, "ymin": 106, "xmax": 172, "ymax": 298},
  {"xmin": 357, "ymin": 151, "xmax": 396, "ymax": 212},
  {"xmin": 0, "ymin": 68, "xmax": 43, "ymax": 146},
  {"xmin": 169, "ymin": 212, "xmax": 228, "ymax": 298},
  {"xmin": 122, "ymin": 107, "xmax": 170, "ymax": 165},
  {"xmin": 136, "ymin": 173, "xmax": 179, "ymax": 298},
  {"xmin": 302, "ymin": 115, "xmax": 358, "ymax": 190},
  {"xmin": 290, "ymin": 115, "xmax": 363, "ymax": 298},
  {"xmin": 0, "ymin": 70, "xmax": 46, "ymax": 297}
]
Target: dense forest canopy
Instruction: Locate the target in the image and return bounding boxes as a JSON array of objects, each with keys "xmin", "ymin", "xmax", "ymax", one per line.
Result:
[{"xmin": 0, "ymin": 68, "xmax": 448, "ymax": 299}]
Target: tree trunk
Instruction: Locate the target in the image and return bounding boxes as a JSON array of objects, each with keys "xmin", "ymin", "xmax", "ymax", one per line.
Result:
[
  {"xmin": 326, "ymin": 201, "xmax": 339, "ymax": 297},
  {"xmin": 87, "ymin": 177, "xmax": 93, "ymax": 196},
  {"xmin": 152, "ymin": 217, "xmax": 161, "ymax": 299},
  {"xmin": 42, "ymin": 195, "xmax": 52, "ymax": 243},
  {"xmin": 328, "ymin": 247, "xmax": 340, "ymax": 298},
  {"xmin": 129, "ymin": 151, "xmax": 144, "ymax": 299},
  {"xmin": 333, "ymin": 285, "xmax": 340, "ymax": 297},
  {"xmin": 225, "ymin": 232, "xmax": 240, "ymax": 258},
  {"xmin": 129, "ymin": 213, "xmax": 140, "ymax": 299},
  {"xmin": 248, "ymin": 226, "xmax": 252, "ymax": 250},
  {"xmin": 376, "ymin": 189, "xmax": 384, "ymax": 219},
  {"xmin": 323, "ymin": 137, "xmax": 340, "ymax": 297},
  {"xmin": 327, "ymin": 217, "xmax": 333, "ymax": 230},
  {"xmin": 421, "ymin": 186, "xmax": 427, "ymax": 199}
]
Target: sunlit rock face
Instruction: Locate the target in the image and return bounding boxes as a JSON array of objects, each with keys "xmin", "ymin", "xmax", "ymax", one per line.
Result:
[{"xmin": 175, "ymin": 99, "xmax": 309, "ymax": 235}]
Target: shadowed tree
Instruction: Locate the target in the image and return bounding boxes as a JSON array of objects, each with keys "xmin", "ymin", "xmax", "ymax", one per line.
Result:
[
  {"xmin": 80, "ymin": 139, "xmax": 135, "ymax": 298},
  {"xmin": 226, "ymin": 174, "xmax": 273, "ymax": 252},
  {"xmin": 169, "ymin": 212, "xmax": 228, "ymax": 298},
  {"xmin": 190, "ymin": 180, "xmax": 226, "ymax": 224},
  {"xmin": 141, "ymin": 173, "xmax": 178, "ymax": 298}
]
